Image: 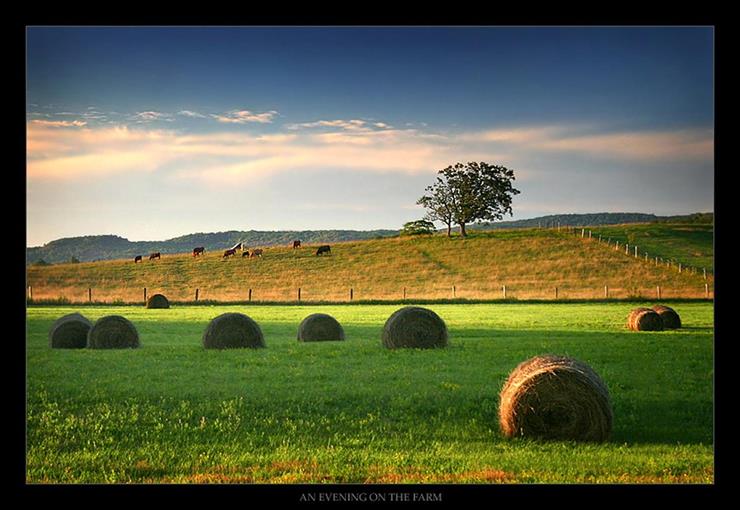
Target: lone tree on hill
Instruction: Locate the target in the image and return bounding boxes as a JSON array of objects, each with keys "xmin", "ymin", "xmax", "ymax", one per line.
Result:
[
  {"xmin": 417, "ymin": 162, "xmax": 520, "ymax": 237},
  {"xmin": 400, "ymin": 219, "xmax": 436, "ymax": 236}
]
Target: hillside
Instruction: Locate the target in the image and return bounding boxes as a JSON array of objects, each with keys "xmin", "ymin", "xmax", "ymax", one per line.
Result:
[
  {"xmin": 468, "ymin": 212, "xmax": 713, "ymax": 231},
  {"xmin": 26, "ymin": 225, "xmax": 713, "ymax": 303}
]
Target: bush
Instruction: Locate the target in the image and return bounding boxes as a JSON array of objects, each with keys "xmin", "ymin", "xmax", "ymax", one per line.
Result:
[{"xmin": 400, "ymin": 220, "xmax": 436, "ymax": 236}]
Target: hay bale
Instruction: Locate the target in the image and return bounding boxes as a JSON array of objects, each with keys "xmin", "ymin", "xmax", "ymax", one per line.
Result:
[
  {"xmin": 297, "ymin": 313, "xmax": 345, "ymax": 342},
  {"xmin": 499, "ymin": 355, "xmax": 613, "ymax": 442},
  {"xmin": 87, "ymin": 315, "xmax": 140, "ymax": 349},
  {"xmin": 381, "ymin": 306, "xmax": 448, "ymax": 349},
  {"xmin": 627, "ymin": 307, "xmax": 664, "ymax": 331},
  {"xmin": 202, "ymin": 313, "xmax": 265, "ymax": 349},
  {"xmin": 146, "ymin": 293, "xmax": 170, "ymax": 309},
  {"xmin": 652, "ymin": 305, "xmax": 681, "ymax": 329},
  {"xmin": 49, "ymin": 312, "xmax": 92, "ymax": 349}
]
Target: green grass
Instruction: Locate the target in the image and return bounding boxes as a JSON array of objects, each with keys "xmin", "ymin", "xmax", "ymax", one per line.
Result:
[
  {"xmin": 27, "ymin": 224, "xmax": 713, "ymax": 303},
  {"xmin": 589, "ymin": 223, "xmax": 713, "ymax": 273},
  {"xmin": 26, "ymin": 302, "xmax": 713, "ymax": 484}
]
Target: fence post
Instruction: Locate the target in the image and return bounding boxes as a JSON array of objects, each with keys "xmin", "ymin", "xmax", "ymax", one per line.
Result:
[
  {"xmin": 88, "ymin": 288, "xmax": 92, "ymax": 302},
  {"xmin": 502, "ymin": 285, "xmax": 507, "ymax": 299},
  {"xmin": 298, "ymin": 287, "xmax": 301, "ymax": 301},
  {"xmin": 625, "ymin": 243, "xmax": 629, "ymax": 255},
  {"xmin": 350, "ymin": 288, "xmax": 353, "ymax": 301},
  {"xmin": 703, "ymin": 268, "xmax": 707, "ymax": 280},
  {"xmin": 581, "ymin": 228, "xmax": 585, "ymax": 238},
  {"xmin": 705, "ymin": 283, "xmax": 709, "ymax": 298},
  {"xmin": 144, "ymin": 287, "xmax": 147, "ymax": 303},
  {"xmin": 195, "ymin": 288, "xmax": 199, "ymax": 301},
  {"xmin": 678, "ymin": 263, "xmax": 682, "ymax": 273},
  {"xmin": 28, "ymin": 286, "xmax": 33, "ymax": 300},
  {"xmin": 452, "ymin": 285, "xmax": 456, "ymax": 298},
  {"xmin": 604, "ymin": 285, "xmax": 608, "ymax": 298},
  {"xmin": 588, "ymin": 230, "xmax": 592, "ymax": 238},
  {"xmin": 248, "ymin": 288, "xmax": 252, "ymax": 302},
  {"xmin": 634, "ymin": 246, "xmax": 638, "ymax": 257},
  {"xmin": 555, "ymin": 286, "xmax": 558, "ymax": 299},
  {"xmin": 403, "ymin": 287, "xmax": 406, "ymax": 300},
  {"xmin": 657, "ymin": 286, "xmax": 661, "ymax": 299},
  {"xmin": 615, "ymin": 241, "xmax": 619, "ymax": 250}
]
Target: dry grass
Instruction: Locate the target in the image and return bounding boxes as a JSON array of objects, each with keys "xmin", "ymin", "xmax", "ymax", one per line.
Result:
[{"xmin": 26, "ymin": 229, "xmax": 714, "ymax": 303}]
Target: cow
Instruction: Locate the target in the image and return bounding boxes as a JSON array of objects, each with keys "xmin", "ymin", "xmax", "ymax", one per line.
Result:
[
  {"xmin": 192, "ymin": 246, "xmax": 205, "ymax": 257},
  {"xmin": 292, "ymin": 240, "xmax": 302, "ymax": 249},
  {"xmin": 134, "ymin": 255, "xmax": 142, "ymax": 263},
  {"xmin": 316, "ymin": 245, "xmax": 331, "ymax": 256},
  {"xmin": 223, "ymin": 248, "xmax": 236, "ymax": 258},
  {"xmin": 149, "ymin": 252, "xmax": 161, "ymax": 260},
  {"xmin": 242, "ymin": 250, "xmax": 250, "ymax": 258},
  {"xmin": 230, "ymin": 242, "xmax": 243, "ymax": 252},
  {"xmin": 250, "ymin": 248, "xmax": 263, "ymax": 258}
]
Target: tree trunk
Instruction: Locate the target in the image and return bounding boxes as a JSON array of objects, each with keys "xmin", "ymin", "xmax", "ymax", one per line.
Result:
[
  {"xmin": 446, "ymin": 224, "xmax": 451, "ymax": 237},
  {"xmin": 460, "ymin": 223, "xmax": 467, "ymax": 237}
]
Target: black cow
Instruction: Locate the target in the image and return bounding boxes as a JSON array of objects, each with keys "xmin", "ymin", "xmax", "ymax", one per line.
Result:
[
  {"xmin": 242, "ymin": 250, "xmax": 250, "ymax": 258},
  {"xmin": 250, "ymin": 248, "xmax": 263, "ymax": 258},
  {"xmin": 223, "ymin": 248, "xmax": 236, "ymax": 258},
  {"xmin": 316, "ymin": 245, "xmax": 331, "ymax": 256},
  {"xmin": 292, "ymin": 240, "xmax": 301, "ymax": 249},
  {"xmin": 134, "ymin": 255, "xmax": 142, "ymax": 263},
  {"xmin": 149, "ymin": 252, "xmax": 161, "ymax": 260},
  {"xmin": 192, "ymin": 246, "xmax": 205, "ymax": 257}
]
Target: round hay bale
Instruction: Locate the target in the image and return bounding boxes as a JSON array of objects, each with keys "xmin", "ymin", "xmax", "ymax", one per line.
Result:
[
  {"xmin": 202, "ymin": 312, "xmax": 265, "ymax": 349},
  {"xmin": 49, "ymin": 312, "xmax": 92, "ymax": 349},
  {"xmin": 146, "ymin": 293, "xmax": 170, "ymax": 309},
  {"xmin": 627, "ymin": 307, "xmax": 664, "ymax": 331},
  {"xmin": 499, "ymin": 355, "xmax": 613, "ymax": 442},
  {"xmin": 652, "ymin": 305, "xmax": 681, "ymax": 329},
  {"xmin": 297, "ymin": 313, "xmax": 345, "ymax": 342},
  {"xmin": 381, "ymin": 306, "xmax": 448, "ymax": 349},
  {"xmin": 87, "ymin": 315, "xmax": 140, "ymax": 349}
]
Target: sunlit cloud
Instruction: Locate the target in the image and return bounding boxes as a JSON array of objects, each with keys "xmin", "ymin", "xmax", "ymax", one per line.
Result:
[
  {"xmin": 286, "ymin": 118, "xmax": 393, "ymax": 131},
  {"xmin": 131, "ymin": 111, "xmax": 174, "ymax": 122},
  {"xmin": 29, "ymin": 119, "xmax": 87, "ymax": 128},
  {"xmin": 212, "ymin": 109, "xmax": 278, "ymax": 124}
]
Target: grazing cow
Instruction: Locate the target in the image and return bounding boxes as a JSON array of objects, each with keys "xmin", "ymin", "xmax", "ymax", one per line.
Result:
[
  {"xmin": 242, "ymin": 251, "xmax": 250, "ymax": 258},
  {"xmin": 223, "ymin": 248, "xmax": 236, "ymax": 258},
  {"xmin": 316, "ymin": 245, "xmax": 331, "ymax": 256},
  {"xmin": 292, "ymin": 240, "xmax": 302, "ymax": 249},
  {"xmin": 134, "ymin": 255, "xmax": 142, "ymax": 263},
  {"xmin": 250, "ymin": 248, "xmax": 263, "ymax": 258},
  {"xmin": 149, "ymin": 252, "xmax": 161, "ymax": 260},
  {"xmin": 192, "ymin": 246, "xmax": 205, "ymax": 257}
]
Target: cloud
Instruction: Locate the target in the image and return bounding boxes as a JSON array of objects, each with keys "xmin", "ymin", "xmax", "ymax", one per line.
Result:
[
  {"xmin": 286, "ymin": 118, "xmax": 393, "ymax": 131},
  {"xmin": 29, "ymin": 119, "xmax": 87, "ymax": 128},
  {"xmin": 212, "ymin": 110, "xmax": 278, "ymax": 124},
  {"xmin": 177, "ymin": 110, "xmax": 207, "ymax": 118},
  {"xmin": 132, "ymin": 111, "xmax": 174, "ymax": 122}
]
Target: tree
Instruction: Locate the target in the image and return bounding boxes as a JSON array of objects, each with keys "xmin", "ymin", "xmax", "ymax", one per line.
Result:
[
  {"xmin": 416, "ymin": 176, "xmax": 456, "ymax": 237},
  {"xmin": 417, "ymin": 162, "xmax": 520, "ymax": 237},
  {"xmin": 400, "ymin": 219, "xmax": 437, "ymax": 236}
]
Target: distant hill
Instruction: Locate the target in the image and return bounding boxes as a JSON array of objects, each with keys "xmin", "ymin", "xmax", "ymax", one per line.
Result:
[
  {"xmin": 26, "ymin": 212, "xmax": 712, "ymax": 265},
  {"xmin": 26, "ymin": 229, "xmax": 399, "ymax": 264}
]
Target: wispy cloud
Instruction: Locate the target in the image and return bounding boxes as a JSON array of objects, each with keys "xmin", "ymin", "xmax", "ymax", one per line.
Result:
[
  {"xmin": 286, "ymin": 118, "xmax": 393, "ymax": 131},
  {"xmin": 30, "ymin": 119, "xmax": 87, "ymax": 128},
  {"xmin": 211, "ymin": 110, "xmax": 278, "ymax": 124},
  {"xmin": 177, "ymin": 110, "xmax": 207, "ymax": 118},
  {"xmin": 132, "ymin": 111, "xmax": 174, "ymax": 122}
]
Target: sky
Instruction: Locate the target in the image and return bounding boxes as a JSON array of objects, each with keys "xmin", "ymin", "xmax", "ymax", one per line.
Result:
[{"xmin": 26, "ymin": 26, "xmax": 714, "ymax": 246}]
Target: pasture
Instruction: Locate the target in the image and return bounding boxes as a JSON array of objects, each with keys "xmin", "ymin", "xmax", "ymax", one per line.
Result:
[
  {"xmin": 26, "ymin": 302, "xmax": 714, "ymax": 483},
  {"xmin": 26, "ymin": 226, "xmax": 713, "ymax": 303}
]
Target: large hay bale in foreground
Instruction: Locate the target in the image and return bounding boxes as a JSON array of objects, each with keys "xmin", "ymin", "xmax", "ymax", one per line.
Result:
[
  {"xmin": 627, "ymin": 308, "xmax": 664, "ymax": 331},
  {"xmin": 49, "ymin": 312, "xmax": 92, "ymax": 349},
  {"xmin": 202, "ymin": 313, "xmax": 265, "ymax": 349},
  {"xmin": 381, "ymin": 306, "xmax": 448, "ymax": 349},
  {"xmin": 297, "ymin": 313, "xmax": 345, "ymax": 342},
  {"xmin": 652, "ymin": 305, "xmax": 681, "ymax": 329},
  {"xmin": 499, "ymin": 355, "xmax": 613, "ymax": 442},
  {"xmin": 87, "ymin": 315, "xmax": 140, "ymax": 349},
  {"xmin": 146, "ymin": 293, "xmax": 170, "ymax": 309}
]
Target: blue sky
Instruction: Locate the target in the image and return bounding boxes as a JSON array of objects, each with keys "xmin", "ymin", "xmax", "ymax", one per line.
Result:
[{"xmin": 26, "ymin": 26, "xmax": 714, "ymax": 246}]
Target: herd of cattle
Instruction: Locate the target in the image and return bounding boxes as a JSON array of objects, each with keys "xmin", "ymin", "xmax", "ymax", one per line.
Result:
[{"xmin": 133, "ymin": 240, "xmax": 332, "ymax": 263}]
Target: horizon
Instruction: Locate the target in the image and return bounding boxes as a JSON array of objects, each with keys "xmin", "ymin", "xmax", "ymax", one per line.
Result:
[{"xmin": 27, "ymin": 27, "xmax": 714, "ymax": 246}]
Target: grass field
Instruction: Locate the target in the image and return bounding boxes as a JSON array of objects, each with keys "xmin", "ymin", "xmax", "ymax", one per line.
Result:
[
  {"xmin": 27, "ymin": 225, "xmax": 713, "ymax": 303},
  {"xmin": 26, "ymin": 302, "xmax": 714, "ymax": 484}
]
